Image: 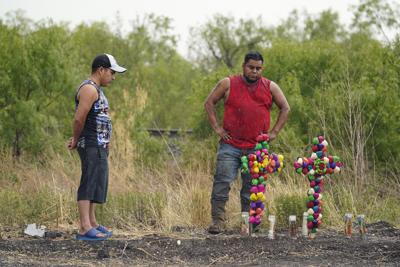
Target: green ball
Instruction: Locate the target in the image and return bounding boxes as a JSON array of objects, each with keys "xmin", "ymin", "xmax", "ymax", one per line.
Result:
[
  {"xmin": 296, "ymin": 168, "xmax": 302, "ymax": 174},
  {"xmin": 242, "ymin": 162, "xmax": 248, "ymax": 168},
  {"xmin": 308, "ymin": 195, "xmax": 315, "ymax": 201},
  {"xmin": 258, "ymin": 176, "xmax": 265, "ymax": 183},
  {"xmin": 311, "ymin": 228, "xmax": 317, "ymax": 233},
  {"xmin": 313, "ymin": 137, "xmax": 319, "ymax": 145},
  {"xmin": 262, "ymin": 141, "xmax": 269, "ymax": 149},
  {"xmin": 251, "ymin": 179, "xmax": 259, "ymax": 185},
  {"xmin": 308, "ymin": 175, "xmax": 315, "ymax": 181},
  {"xmin": 241, "ymin": 156, "xmax": 248, "ymax": 163},
  {"xmin": 255, "ymin": 143, "xmax": 262, "ymax": 150},
  {"xmin": 307, "ymin": 215, "xmax": 314, "ymax": 221}
]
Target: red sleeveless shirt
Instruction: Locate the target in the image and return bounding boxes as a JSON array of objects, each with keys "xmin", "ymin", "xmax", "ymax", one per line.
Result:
[{"xmin": 222, "ymin": 75, "xmax": 272, "ymax": 149}]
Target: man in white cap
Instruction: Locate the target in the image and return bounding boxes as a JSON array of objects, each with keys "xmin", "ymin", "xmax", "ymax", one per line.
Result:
[{"xmin": 67, "ymin": 54, "xmax": 126, "ymax": 241}]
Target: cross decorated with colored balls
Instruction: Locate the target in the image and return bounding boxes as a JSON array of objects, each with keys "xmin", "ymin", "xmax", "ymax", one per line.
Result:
[
  {"xmin": 293, "ymin": 136, "xmax": 343, "ymax": 236},
  {"xmin": 241, "ymin": 134, "xmax": 284, "ymax": 228}
]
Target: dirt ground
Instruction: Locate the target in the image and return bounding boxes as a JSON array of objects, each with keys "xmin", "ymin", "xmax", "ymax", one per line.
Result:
[{"xmin": 0, "ymin": 221, "xmax": 399, "ymax": 266}]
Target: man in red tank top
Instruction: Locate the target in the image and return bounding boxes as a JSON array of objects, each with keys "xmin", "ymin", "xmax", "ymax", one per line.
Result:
[{"xmin": 204, "ymin": 51, "xmax": 290, "ymax": 234}]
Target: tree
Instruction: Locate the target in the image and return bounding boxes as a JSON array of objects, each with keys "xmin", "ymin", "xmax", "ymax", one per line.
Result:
[
  {"xmin": 0, "ymin": 15, "xmax": 76, "ymax": 156},
  {"xmin": 304, "ymin": 10, "xmax": 345, "ymax": 41},
  {"xmin": 189, "ymin": 14, "xmax": 272, "ymax": 70},
  {"xmin": 351, "ymin": 0, "xmax": 400, "ymax": 42}
]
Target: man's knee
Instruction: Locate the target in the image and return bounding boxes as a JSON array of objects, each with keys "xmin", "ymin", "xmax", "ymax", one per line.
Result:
[{"xmin": 211, "ymin": 181, "xmax": 231, "ymax": 201}]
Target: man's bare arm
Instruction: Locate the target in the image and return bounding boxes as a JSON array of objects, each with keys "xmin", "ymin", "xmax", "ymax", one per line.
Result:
[
  {"xmin": 204, "ymin": 78, "xmax": 231, "ymax": 140},
  {"xmin": 67, "ymin": 85, "xmax": 98, "ymax": 149},
  {"xmin": 269, "ymin": 81, "xmax": 290, "ymax": 141}
]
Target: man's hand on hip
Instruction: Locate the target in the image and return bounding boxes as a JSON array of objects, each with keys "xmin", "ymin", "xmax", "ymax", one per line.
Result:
[{"xmin": 216, "ymin": 126, "xmax": 231, "ymax": 141}]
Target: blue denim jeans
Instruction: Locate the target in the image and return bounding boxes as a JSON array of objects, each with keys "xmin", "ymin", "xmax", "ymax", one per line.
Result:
[{"xmin": 211, "ymin": 142, "xmax": 255, "ymax": 221}]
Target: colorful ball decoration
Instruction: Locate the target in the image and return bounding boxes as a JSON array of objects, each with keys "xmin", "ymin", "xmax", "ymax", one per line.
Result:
[
  {"xmin": 293, "ymin": 136, "xmax": 343, "ymax": 235},
  {"xmin": 241, "ymin": 134, "xmax": 284, "ymax": 228}
]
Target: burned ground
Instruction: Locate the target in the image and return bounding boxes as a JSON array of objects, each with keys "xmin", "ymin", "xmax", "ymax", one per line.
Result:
[{"xmin": 0, "ymin": 221, "xmax": 399, "ymax": 266}]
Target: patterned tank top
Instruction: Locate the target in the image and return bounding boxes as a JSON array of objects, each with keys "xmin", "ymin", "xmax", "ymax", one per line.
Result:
[{"xmin": 75, "ymin": 79, "xmax": 112, "ymax": 148}]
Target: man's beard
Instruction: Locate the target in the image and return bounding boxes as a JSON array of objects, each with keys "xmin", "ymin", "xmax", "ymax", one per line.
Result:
[{"xmin": 244, "ymin": 75, "xmax": 259, "ymax": 84}]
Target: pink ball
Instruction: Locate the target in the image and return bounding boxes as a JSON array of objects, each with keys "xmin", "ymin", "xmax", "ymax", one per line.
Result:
[
  {"xmin": 250, "ymin": 186, "xmax": 258, "ymax": 194},
  {"xmin": 307, "ymin": 221, "xmax": 314, "ymax": 229},
  {"xmin": 258, "ymin": 184, "xmax": 265, "ymax": 192}
]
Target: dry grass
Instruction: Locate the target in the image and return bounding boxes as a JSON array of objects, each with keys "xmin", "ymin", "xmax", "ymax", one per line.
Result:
[{"xmin": 0, "ymin": 111, "xmax": 399, "ymax": 232}]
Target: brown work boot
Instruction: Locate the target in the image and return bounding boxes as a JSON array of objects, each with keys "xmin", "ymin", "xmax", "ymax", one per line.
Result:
[
  {"xmin": 209, "ymin": 200, "xmax": 227, "ymax": 234},
  {"xmin": 208, "ymin": 220, "xmax": 225, "ymax": 234}
]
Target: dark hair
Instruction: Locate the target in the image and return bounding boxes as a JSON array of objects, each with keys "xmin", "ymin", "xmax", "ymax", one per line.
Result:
[
  {"xmin": 244, "ymin": 51, "xmax": 264, "ymax": 64},
  {"xmin": 91, "ymin": 54, "xmax": 111, "ymax": 73}
]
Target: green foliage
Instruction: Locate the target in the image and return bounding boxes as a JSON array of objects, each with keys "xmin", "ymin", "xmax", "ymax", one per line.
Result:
[
  {"xmin": 275, "ymin": 194, "xmax": 307, "ymax": 229},
  {"xmin": 0, "ymin": 190, "xmax": 27, "ymax": 225},
  {"xmin": 0, "ymin": 17, "xmax": 76, "ymax": 156},
  {"xmin": 188, "ymin": 67, "xmax": 232, "ymax": 138},
  {"xmin": 304, "ymin": 10, "xmax": 345, "ymax": 41},
  {"xmin": 0, "ymin": 12, "xmax": 199, "ymax": 157},
  {"xmin": 0, "ymin": 188, "xmax": 59, "ymax": 226},
  {"xmin": 97, "ymin": 192, "xmax": 167, "ymax": 228},
  {"xmin": 1, "ymin": 4, "xmax": 398, "ymax": 165},
  {"xmin": 351, "ymin": 0, "xmax": 400, "ymax": 41},
  {"xmin": 0, "ymin": 1, "xmax": 400, "ymax": 229},
  {"xmin": 135, "ymin": 132, "xmax": 170, "ymax": 165},
  {"xmin": 372, "ymin": 196, "xmax": 400, "ymax": 225},
  {"xmin": 189, "ymin": 14, "xmax": 273, "ymax": 70}
]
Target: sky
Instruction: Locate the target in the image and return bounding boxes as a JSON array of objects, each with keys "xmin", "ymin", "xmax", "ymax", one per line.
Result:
[{"xmin": 1, "ymin": 0, "xmax": 361, "ymax": 56}]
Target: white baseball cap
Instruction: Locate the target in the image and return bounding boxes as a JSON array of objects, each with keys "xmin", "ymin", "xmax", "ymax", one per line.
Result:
[{"xmin": 92, "ymin": 53, "xmax": 127, "ymax": 73}]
